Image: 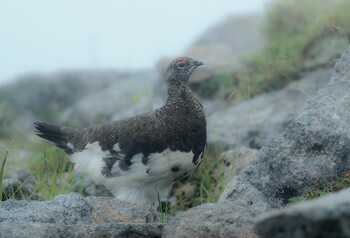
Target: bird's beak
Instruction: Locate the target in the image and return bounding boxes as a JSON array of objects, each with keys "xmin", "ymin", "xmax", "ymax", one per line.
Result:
[{"xmin": 193, "ymin": 60, "xmax": 204, "ymax": 67}]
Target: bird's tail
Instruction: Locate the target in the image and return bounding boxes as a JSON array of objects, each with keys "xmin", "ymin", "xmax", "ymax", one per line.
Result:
[{"xmin": 34, "ymin": 121, "xmax": 73, "ymax": 154}]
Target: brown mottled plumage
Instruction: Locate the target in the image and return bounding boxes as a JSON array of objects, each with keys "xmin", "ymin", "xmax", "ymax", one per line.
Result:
[{"xmin": 34, "ymin": 57, "xmax": 206, "ymax": 206}]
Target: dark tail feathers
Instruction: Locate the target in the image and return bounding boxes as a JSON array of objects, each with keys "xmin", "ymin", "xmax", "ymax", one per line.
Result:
[{"xmin": 34, "ymin": 121, "xmax": 73, "ymax": 154}]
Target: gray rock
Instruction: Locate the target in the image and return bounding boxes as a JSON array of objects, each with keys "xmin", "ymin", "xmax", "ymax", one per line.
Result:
[
  {"xmin": 157, "ymin": 13, "xmax": 266, "ymax": 83},
  {"xmin": 240, "ymin": 74, "xmax": 350, "ymax": 206},
  {"xmin": 85, "ymin": 196, "xmax": 159, "ymax": 223},
  {"xmin": 60, "ymin": 71, "xmax": 158, "ymax": 126},
  {"xmin": 10, "ymin": 168, "xmax": 37, "ymax": 194},
  {"xmin": 163, "ymin": 201, "xmax": 260, "ymax": 238},
  {"xmin": 302, "ymin": 27, "xmax": 348, "ymax": 69},
  {"xmin": 1, "ymin": 179, "xmax": 35, "ymax": 201},
  {"xmin": 193, "ymin": 13, "xmax": 266, "ymax": 60},
  {"xmin": 71, "ymin": 172, "xmax": 113, "ymax": 197},
  {"xmin": 330, "ymin": 45, "xmax": 350, "ymax": 84},
  {"xmin": 0, "ymin": 193, "xmax": 93, "ymax": 224},
  {"xmin": 0, "ymin": 223, "xmax": 164, "ymax": 238},
  {"xmin": 163, "ymin": 177, "xmax": 272, "ymax": 238},
  {"xmin": 207, "ymin": 69, "xmax": 332, "ymax": 148},
  {"xmin": 220, "ymin": 147, "xmax": 257, "ymax": 182},
  {"xmin": 0, "ymin": 193, "xmax": 159, "ymax": 224},
  {"xmin": 256, "ymin": 188, "xmax": 350, "ymax": 238},
  {"xmin": 0, "ymin": 70, "xmax": 117, "ymax": 135}
]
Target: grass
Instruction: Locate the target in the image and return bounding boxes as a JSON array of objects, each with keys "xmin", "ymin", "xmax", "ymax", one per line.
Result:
[
  {"xmin": 158, "ymin": 145, "xmax": 226, "ymax": 222},
  {"xmin": 0, "ymin": 150, "xmax": 8, "ymax": 201},
  {"xmin": 169, "ymin": 145, "xmax": 226, "ymax": 211},
  {"xmin": 27, "ymin": 144, "xmax": 84, "ymax": 200},
  {"xmin": 0, "ymin": 141, "xmax": 85, "ymax": 201}
]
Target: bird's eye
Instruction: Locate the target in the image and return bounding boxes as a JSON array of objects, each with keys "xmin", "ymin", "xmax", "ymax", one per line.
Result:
[{"xmin": 178, "ymin": 63, "xmax": 185, "ymax": 68}]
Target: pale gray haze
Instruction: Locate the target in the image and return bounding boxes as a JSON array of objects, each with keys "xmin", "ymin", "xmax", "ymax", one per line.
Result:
[{"xmin": 0, "ymin": 0, "xmax": 270, "ymax": 85}]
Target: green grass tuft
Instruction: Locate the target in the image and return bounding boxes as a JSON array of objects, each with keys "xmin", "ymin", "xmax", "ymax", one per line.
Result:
[{"xmin": 0, "ymin": 150, "xmax": 9, "ymax": 201}]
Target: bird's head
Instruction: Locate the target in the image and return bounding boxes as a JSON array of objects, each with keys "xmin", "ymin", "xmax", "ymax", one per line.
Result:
[{"xmin": 166, "ymin": 57, "xmax": 203, "ymax": 83}]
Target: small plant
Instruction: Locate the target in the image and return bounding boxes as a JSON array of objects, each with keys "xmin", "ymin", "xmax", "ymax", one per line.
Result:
[
  {"xmin": 0, "ymin": 150, "xmax": 8, "ymax": 201},
  {"xmin": 26, "ymin": 144, "xmax": 82, "ymax": 200},
  {"xmin": 170, "ymin": 145, "xmax": 226, "ymax": 211}
]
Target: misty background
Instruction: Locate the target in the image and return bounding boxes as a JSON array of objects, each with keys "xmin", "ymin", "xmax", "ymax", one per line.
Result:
[{"xmin": 0, "ymin": 0, "xmax": 270, "ymax": 85}]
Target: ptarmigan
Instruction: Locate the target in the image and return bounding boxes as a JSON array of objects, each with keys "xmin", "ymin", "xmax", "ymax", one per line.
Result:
[{"xmin": 34, "ymin": 57, "xmax": 206, "ymax": 207}]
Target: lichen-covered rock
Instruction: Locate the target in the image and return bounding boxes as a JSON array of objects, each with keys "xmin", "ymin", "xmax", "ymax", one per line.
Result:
[
  {"xmin": 0, "ymin": 223, "xmax": 164, "ymax": 238},
  {"xmin": 0, "ymin": 193, "xmax": 159, "ymax": 224},
  {"xmin": 0, "ymin": 193, "xmax": 161, "ymax": 237}
]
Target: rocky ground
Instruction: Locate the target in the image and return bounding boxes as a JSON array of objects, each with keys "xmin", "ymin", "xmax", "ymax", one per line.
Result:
[{"xmin": 1, "ymin": 11, "xmax": 350, "ymax": 238}]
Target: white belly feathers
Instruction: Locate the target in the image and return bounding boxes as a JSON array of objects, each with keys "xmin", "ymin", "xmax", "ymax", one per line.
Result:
[{"xmin": 70, "ymin": 141, "xmax": 198, "ymax": 206}]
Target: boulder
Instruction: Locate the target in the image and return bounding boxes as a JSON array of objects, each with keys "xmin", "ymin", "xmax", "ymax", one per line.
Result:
[
  {"xmin": 60, "ymin": 71, "xmax": 158, "ymax": 126},
  {"xmin": 256, "ymin": 188, "xmax": 350, "ymax": 238},
  {"xmin": 0, "ymin": 70, "xmax": 117, "ymax": 135},
  {"xmin": 0, "ymin": 193, "xmax": 161, "ymax": 237},
  {"xmin": 157, "ymin": 13, "xmax": 266, "ymax": 84},
  {"xmin": 0, "ymin": 223, "xmax": 163, "ymax": 238},
  {"xmin": 220, "ymin": 147, "xmax": 257, "ymax": 182},
  {"xmin": 163, "ymin": 177, "xmax": 273, "ymax": 238},
  {"xmin": 207, "ymin": 68, "xmax": 332, "ymax": 148},
  {"xmin": 1, "ymin": 179, "xmax": 34, "ymax": 201},
  {"xmin": 0, "ymin": 193, "xmax": 159, "ymax": 224}
]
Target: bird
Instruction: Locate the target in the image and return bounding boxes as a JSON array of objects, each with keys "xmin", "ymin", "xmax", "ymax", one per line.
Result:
[{"xmin": 34, "ymin": 56, "xmax": 206, "ymax": 207}]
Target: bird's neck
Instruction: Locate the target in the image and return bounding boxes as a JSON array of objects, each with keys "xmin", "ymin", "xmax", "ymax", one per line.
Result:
[
  {"xmin": 166, "ymin": 80, "xmax": 192, "ymax": 106},
  {"xmin": 165, "ymin": 80, "xmax": 204, "ymax": 119}
]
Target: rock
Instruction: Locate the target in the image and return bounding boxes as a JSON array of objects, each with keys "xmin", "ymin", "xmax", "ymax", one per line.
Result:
[
  {"xmin": 163, "ymin": 202, "xmax": 259, "ymax": 238},
  {"xmin": 193, "ymin": 14, "xmax": 266, "ymax": 59},
  {"xmin": 0, "ymin": 193, "xmax": 159, "ymax": 224},
  {"xmin": 85, "ymin": 196, "xmax": 159, "ymax": 223},
  {"xmin": 0, "ymin": 70, "xmax": 117, "ymax": 135},
  {"xmin": 256, "ymin": 188, "xmax": 350, "ymax": 238},
  {"xmin": 72, "ymin": 172, "xmax": 113, "ymax": 197},
  {"xmin": 302, "ymin": 26, "xmax": 349, "ymax": 69},
  {"xmin": 207, "ymin": 68, "xmax": 332, "ymax": 148},
  {"xmin": 240, "ymin": 69, "xmax": 350, "ymax": 206},
  {"xmin": 220, "ymin": 147, "xmax": 257, "ymax": 182},
  {"xmin": 157, "ymin": 44, "xmax": 237, "ymax": 84},
  {"xmin": 330, "ymin": 45, "xmax": 350, "ymax": 84},
  {"xmin": 10, "ymin": 168, "xmax": 37, "ymax": 193},
  {"xmin": 157, "ymin": 13, "xmax": 266, "ymax": 84},
  {"xmin": 163, "ymin": 177, "xmax": 272, "ymax": 238},
  {"xmin": 59, "ymin": 70, "xmax": 158, "ymax": 126},
  {"xmin": 0, "ymin": 193, "xmax": 161, "ymax": 237},
  {"xmin": 1, "ymin": 179, "xmax": 35, "ymax": 201},
  {"xmin": 0, "ymin": 223, "xmax": 164, "ymax": 238}
]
